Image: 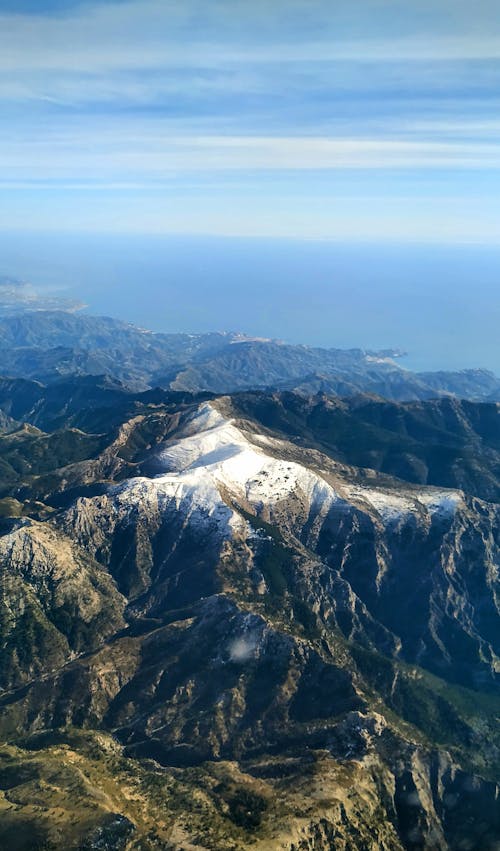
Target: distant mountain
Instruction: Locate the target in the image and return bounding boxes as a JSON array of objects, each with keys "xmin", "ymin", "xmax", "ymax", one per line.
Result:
[
  {"xmin": 0, "ymin": 276, "xmax": 84, "ymax": 314},
  {"xmin": 0, "ymin": 306, "xmax": 498, "ymax": 401},
  {"xmin": 0, "ymin": 379, "xmax": 499, "ymax": 848}
]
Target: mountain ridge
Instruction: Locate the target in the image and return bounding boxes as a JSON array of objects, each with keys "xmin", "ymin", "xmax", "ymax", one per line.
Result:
[
  {"xmin": 0, "ymin": 382, "xmax": 499, "ymax": 848},
  {"xmin": 0, "ymin": 306, "xmax": 498, "ymax": 401},
  {"xmin": 0, "ymin": 297, "xmax": 499, "ymax": 848}
]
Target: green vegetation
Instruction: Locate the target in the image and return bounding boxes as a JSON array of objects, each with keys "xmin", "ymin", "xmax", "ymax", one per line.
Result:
[
  {"xmin": 353, "ymin": 644, "xmax": 500, "ymax": 780},
  {"xmin": 0, "ymin": 497, "xmax": 23, "ymax": 517}
]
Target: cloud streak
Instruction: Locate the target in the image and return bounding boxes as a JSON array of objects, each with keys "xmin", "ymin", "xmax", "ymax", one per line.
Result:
[
  {"xmin": 2, "ymin": 0, "xmax": 500, "ymax": 240},
  {"xmin": 5, "ymin": 131, "xmax": 500, "ymax": 180},
  {"xmin": 2, "ymin": 0, "xmax": 500, "ymax": 70}
]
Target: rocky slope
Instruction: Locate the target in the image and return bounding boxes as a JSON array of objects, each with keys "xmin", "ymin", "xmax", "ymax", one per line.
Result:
[{"xmin": 0, "ymin": 390, "xmax": 499, "ymax": 849}]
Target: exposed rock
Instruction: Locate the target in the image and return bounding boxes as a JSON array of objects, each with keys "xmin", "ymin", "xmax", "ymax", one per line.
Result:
[{"xmin": 0, "ymin": 392, "xmax": 499, "ymax": 849}]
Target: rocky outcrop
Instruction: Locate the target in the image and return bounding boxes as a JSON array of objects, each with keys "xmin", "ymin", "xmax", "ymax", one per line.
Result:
[{"xmin": 0, "ymin": 519, "xmax": 126, "ymax": 690}]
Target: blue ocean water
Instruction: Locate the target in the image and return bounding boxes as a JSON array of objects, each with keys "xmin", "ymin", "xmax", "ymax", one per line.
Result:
[{"xmin": 0, "ymin": 231, "xmax": 498, "ymax": 374}]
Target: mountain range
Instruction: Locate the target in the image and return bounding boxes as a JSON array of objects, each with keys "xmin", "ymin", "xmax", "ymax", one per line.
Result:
[
  {"xmin": 0, "ymin": 302, "xmax": 499, "ymax": 849},
  {"xmin": 0, "ymin": 306, "xmax": 498, "ymax": 401}
]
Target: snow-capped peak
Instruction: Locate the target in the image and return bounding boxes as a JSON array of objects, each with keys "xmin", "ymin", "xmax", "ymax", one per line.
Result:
[
  {"xmin": 110, "ymin": 402, "xmax": 465, "ymax": 538},
  {"xmin": 155, "ymin": 402, "xmax": 336, "ymax": 510}
]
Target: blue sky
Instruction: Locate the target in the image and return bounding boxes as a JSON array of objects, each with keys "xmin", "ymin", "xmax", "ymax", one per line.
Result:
[{"xmin": 2, "ymin": 0, "xmax": 500, "ymax": 241}]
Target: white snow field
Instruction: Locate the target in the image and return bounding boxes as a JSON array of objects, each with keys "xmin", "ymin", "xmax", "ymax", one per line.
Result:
[{"xmin": 110, "ymin": 402, "xmax": 465, "ymax": 534}]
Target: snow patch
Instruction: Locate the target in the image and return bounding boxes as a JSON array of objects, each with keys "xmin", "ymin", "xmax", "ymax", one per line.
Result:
[
  {"xmin": 345, "ymin": 483, "xmax": 463, "ymax": 523},
  {"xmin": 111, "ymin": 402, "xmax": 465, "ymax": 536},
  {"xmin": 417, "ymin": 491, "xmax": 464, "ymax": 516},
  {"xmin": 155, "ymin": 402, "xmax": 340, "ymax": 511},
  {"xmin": 110, "ymin": 403, "xmax": 342, "ymax": 539}
]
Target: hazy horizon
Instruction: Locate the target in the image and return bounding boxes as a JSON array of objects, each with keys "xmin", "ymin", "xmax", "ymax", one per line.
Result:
[
  {"xmin": 0, "ymin": 230, "xmax": 498, "ymax": 375},
  {"xmin": 1, "ymin": 0, "xmax": 499, "ymax": 376}
]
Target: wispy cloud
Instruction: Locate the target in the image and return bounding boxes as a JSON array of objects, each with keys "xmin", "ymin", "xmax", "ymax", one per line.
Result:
[
  {"xmin": 4, "ymin": 129, "xmax": 500, "ymax": 179},
  {"xmin": 2, "ymin": 0, "xmax": 500, "ymax": 71},
  {"xmin": 2, "ymin": 0, "xmax": 500, "ymax": 240}
]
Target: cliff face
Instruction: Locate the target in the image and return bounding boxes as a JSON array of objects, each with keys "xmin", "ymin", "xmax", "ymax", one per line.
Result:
[{"xmin": 0, "ymin": 393, "xmax": 499, "ymax": 849}]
